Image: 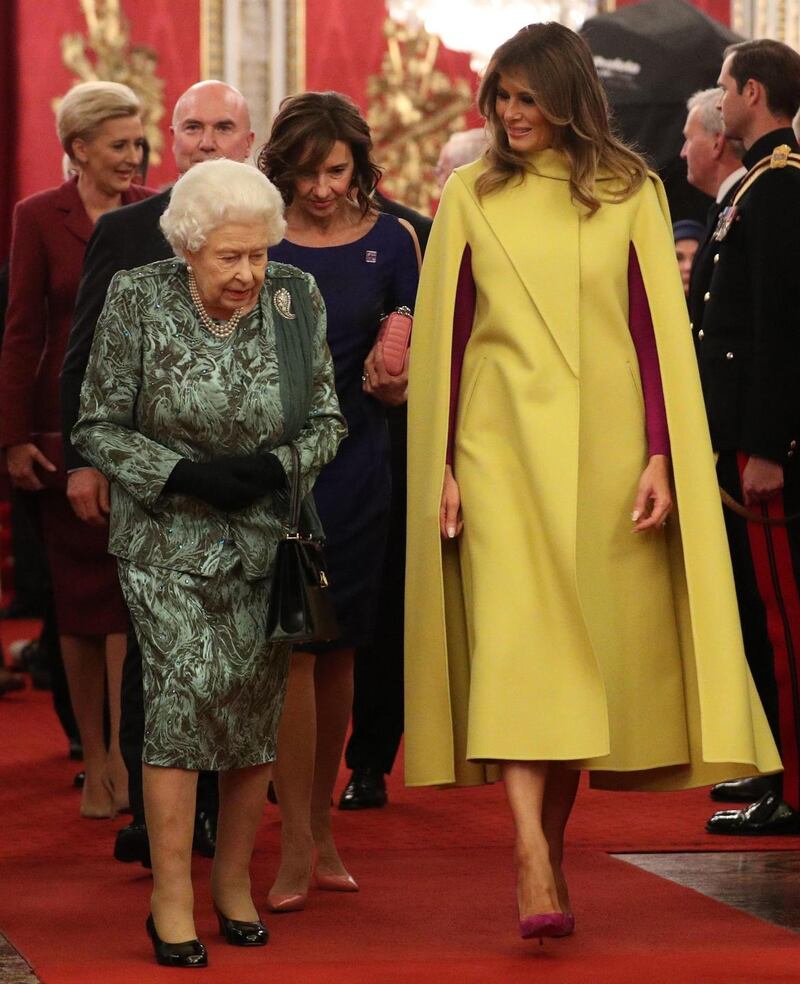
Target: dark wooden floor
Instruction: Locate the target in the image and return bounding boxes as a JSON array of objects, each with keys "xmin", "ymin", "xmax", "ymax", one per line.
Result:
[
  {"xmin": 0, "ymin": 933, "xmax": 38, "ymax": 983},
  {"xmin": 619, "ymin": 851, "xmax": 800, "ymax": 932}
]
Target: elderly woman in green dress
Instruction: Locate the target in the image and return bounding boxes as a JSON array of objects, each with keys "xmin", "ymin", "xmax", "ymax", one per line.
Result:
[{"xmin": 73, "ymin": 158, "xmax": 345, "ymax": 968}]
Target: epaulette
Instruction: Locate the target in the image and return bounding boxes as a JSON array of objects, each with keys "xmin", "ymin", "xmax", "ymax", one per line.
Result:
[{"xmin": 731, "ymin": 144, "xmax": 800, "ymax": 207}]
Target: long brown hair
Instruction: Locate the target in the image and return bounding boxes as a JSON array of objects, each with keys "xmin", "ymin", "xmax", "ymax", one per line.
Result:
[
  {"xmin": 257, "ymin": 91, "xmax": 382, "ymax": 216},
  {"xmin": 476, "ymin": 23, "xmax": 647, "ymax": 214}
]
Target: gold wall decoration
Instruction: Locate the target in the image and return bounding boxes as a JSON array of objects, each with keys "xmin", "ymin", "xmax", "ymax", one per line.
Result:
[
  {"xmin": 59, "ymin": 0, "xmax": 165, "ymax": 165},
  {"xmin": 367, "ymin": 17, "xmax": 474, "ymax": 216}
]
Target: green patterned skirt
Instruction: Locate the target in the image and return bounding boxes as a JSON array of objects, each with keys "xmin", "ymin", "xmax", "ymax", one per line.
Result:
[{"xmin": 118, "ymin": 547, "xmax": 291, "ymax": 770}]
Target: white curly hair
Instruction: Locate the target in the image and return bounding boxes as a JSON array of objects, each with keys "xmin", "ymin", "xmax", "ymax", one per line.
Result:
[{"xmin": 160, "ymin": 158, "xmax": 286, "ymax": 254}]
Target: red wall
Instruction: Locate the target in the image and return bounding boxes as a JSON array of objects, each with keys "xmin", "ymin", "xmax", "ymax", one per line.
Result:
[{"xmin": 14, "ymin": 0, "xmax": 201, "ymax": 203}]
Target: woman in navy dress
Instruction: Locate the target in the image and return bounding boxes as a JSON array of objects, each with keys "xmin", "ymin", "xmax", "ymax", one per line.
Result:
[{"xmin": 259, "ymin": 92, "xmax": 419, "ymax": 908}]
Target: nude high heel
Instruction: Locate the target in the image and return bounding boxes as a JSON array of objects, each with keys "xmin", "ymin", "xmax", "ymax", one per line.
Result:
[
  {"xmin": 312, "ymin": 870, "xmax": 359, "ymax": 892},
  {"xmin": 266, "ymin": 891, "xmax": 307, "ymax": 913}
]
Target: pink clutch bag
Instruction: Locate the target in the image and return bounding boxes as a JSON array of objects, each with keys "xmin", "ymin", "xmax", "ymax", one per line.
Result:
[{"xmin": 377, "ymin": 306, "xmax": 412, "ymax": 376}]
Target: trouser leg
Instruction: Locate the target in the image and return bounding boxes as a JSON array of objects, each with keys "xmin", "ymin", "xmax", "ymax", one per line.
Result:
[
  {"xmin": 345, "ymin": 407, "xmax": 406, "ymax": 775},
  {"xmin": 120, "ymin": 627, "xmax": 146, "ymax": 823},
  {"xmin": 718, "ymin": 451, "xmax": 800, "ymax": 809}
]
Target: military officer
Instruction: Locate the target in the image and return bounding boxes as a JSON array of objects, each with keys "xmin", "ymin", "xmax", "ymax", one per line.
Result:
[
  {"xmin": 682, "ymin": 86, "xmax": 745, "ymax": 323},
  {"xmin": 696, "ymin": 39, "xmax": 800, "ymax": 835}
]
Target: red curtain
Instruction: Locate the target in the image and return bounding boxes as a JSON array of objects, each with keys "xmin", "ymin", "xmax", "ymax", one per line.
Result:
[
  {"xmin": 0, "ymin": 2, "xmax": 17, "ymax": 262},
  {"xmin": 615, "ymin": 0, "xmax": 730, "ymax": 24}
]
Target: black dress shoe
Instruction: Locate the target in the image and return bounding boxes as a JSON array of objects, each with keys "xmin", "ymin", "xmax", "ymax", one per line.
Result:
[
  {"xmin": 338, "ymin": 768, "xmax": 388, "ymax": 810},
  {"xmin": 115, "ymin": 823, "xmax": 152, "ymax": 868},
  {"xmin": 73, "ymin": 770, "xmax": 86, "ymax": 788},
  {"xmin": 706, "ymin": 790, "xmax": 800, "ymax": 835},
  {"xmin": 146, "ymin": 914, "xmax": 208, "ymax": 968},
  {"xmin": 710, "ymin": 774, "xmax": 781, "ymax": 802},
  {"xmin": 193, "ymin": 810, "xmax": 217, "ymax": 857},
  {"xmin": 215, "ymin": 907, "xmax": 269, "ymax": 946}
]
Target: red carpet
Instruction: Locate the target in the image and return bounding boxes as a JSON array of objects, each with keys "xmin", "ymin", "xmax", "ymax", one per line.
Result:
[{"xmin": 1, "ymin": 629, "xmax": 799, "ymax": 981}]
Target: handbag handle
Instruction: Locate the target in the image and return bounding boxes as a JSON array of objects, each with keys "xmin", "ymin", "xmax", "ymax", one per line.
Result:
[{"xmin": 287, "ymin": 443, "xmax": 302, "ymax": 532}]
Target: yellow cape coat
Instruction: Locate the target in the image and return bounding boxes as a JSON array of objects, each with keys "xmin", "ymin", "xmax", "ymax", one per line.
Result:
[{"xmin": 404, "ymin": 151, "xmax": 781, "ymax": 790}]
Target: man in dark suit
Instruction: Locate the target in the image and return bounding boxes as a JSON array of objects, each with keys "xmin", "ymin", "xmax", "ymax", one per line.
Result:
[
  {"xmin": 61, "ymin": 80, "xmax": 254, "ymax": 863},
  {"xmin": 691, "ymin": 40, "xmax": 800, "ymax": 835},
  {"xmin": 339, "ymin": 192, "xmax": 431, "ymax": 810},
  {"xmin": 681, "ymin": 87, "xmax": 746, "ymax": 325}
]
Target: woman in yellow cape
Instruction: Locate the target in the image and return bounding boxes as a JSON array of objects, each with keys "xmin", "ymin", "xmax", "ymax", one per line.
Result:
[{"xmin": 404, "ymin": 23, "xmax": 780, "ymax": 942}]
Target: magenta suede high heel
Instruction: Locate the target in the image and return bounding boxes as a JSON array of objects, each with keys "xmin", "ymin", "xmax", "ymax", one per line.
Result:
[
  {"xmin": 519, "ymin": 912, "xmax": 570, "ymax": 943},
  {"xmin": 552, "ymin": 912, "xmax": 575, "ymax": 937}
]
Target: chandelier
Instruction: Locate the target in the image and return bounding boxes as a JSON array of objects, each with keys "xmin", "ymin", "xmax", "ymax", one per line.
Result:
[{"xmin": 386, "ymin": 1, "xmax": 598, "ymax": 72}]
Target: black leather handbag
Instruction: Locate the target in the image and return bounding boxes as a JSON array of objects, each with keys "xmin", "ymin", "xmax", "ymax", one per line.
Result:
[{"xmin": 266, "ymin": 445, "xmax": 339, "ymax": 644}]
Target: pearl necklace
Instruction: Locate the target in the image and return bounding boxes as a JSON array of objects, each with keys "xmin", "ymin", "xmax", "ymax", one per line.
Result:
[{"xmin": 187, "ymin": 267, "xmax": 243, "ymax": 339}]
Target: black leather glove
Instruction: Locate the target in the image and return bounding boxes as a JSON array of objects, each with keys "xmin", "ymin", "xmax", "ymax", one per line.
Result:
[{"xmin": 164, "ymin": 454, "xmax": 286, "ymax": 511}]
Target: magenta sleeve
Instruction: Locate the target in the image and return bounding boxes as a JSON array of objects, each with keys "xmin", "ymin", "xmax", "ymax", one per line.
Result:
[
  {"xmin": 628, "ymin": 244, "xmax": 670, "ymax": 457},
  {"xmin": 446, "ymin": 245, "xmax": 477, "ymax": 465}
]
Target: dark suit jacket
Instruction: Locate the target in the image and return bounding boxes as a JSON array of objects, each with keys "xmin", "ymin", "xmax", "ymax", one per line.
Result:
[
  {"xmin": 61, "ymin": 187, "xmax": 172, "ymax": 469},
  {"xmin": 374, "ymin": 192, "xmax": 432, "ymax": 257},
  {"xmin": 693, "ymin": 128, "xmax": 800, "ymax": 462},
  {"xmin": 0, "ymin": 177, "xmax": 152, "ymax": 450},
  {"xmin": 687, "ymin": 182, "xmax": 740, "ymax": 332}
]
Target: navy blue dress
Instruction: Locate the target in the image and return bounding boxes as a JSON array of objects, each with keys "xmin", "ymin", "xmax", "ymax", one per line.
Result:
[{"xmin": 271, "ymin": 212, "xmax": 419, "ymax": 647}]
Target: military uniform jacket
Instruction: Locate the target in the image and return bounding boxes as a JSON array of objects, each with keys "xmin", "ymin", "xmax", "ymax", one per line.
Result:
[
  {"xmin": 72, "ymin": 258, "xmax": 346, "ymax": 580},
  {"xmin": 693, "ymin": 128, "xmax": 800, "ymax": 462},
  {"xmin": 687, "ymin": 175, "xmax": 742, "ymax": 330}
]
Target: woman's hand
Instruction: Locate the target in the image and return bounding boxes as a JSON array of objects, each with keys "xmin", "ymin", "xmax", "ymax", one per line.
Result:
[
  {"xmin": 6, "ymin": 442, "xmax": 57, "ymax": 492},
  {"xmin": 631, "ymin": 454, "xmax": 672, "ymax": 532},
  {"xmin": 362, "ymin": 342, "xmax": 409, "ymax": 406},
  {"xmin": 67, "ymin": 468, "xmax": 110, "ymax": 526},
  {"xmin": 440, "ymin": 464, "xmax": 463, "ymax": 540}
]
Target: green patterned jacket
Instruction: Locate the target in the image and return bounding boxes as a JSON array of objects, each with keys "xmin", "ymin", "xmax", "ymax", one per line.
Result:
[{"xmin": 72, "ymin": 257, "xmax": 346, "ymax": 579}]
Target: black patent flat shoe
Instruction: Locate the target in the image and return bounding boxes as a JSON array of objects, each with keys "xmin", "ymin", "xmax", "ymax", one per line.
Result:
[
  {"xmin": 215, "ymin": 907, "xmax": 269, "ymax": 947},
  {"xmin": 146, "ymin": 914, "xmax": 208, "ymax": 968}
]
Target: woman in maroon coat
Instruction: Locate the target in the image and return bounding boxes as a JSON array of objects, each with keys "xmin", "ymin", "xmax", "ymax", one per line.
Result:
[{"xmin": 0, "ymin": 81, "xmax": 152, "ymax": 817}]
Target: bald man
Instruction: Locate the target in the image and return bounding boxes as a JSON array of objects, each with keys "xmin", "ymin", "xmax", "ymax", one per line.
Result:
[{"xmin": 59, "ymin": 80, "xmax": 253, "ymax": 867}]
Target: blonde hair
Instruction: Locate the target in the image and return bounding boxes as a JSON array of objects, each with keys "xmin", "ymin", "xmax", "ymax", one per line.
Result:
[
  {"xmin": 476, "ymin": 23, "xmax": 647, "ymax": 215},
  {"xmin": 160, "ymin": 159, "xmax": 286, "ymax": 254},
  {"xmin": 57, "ymin": 81, "xmax": 141, "ymax": 160}
]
